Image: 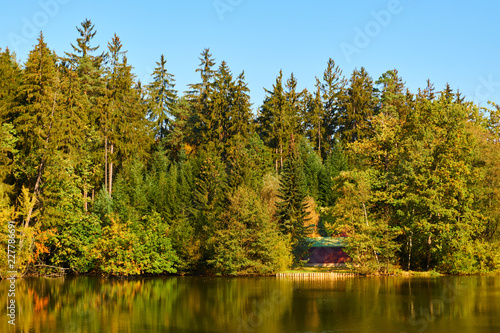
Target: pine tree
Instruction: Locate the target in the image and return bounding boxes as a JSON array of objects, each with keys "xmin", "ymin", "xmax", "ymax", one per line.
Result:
[
  {"xmin": 258, "ymin": 70, "xmax": 301, "ymax": 172},
  {"xmin": 191, "ymin": 144, "xmax": 228, "ymax": 271},
  {"xmin": 276, "ymin": 135, "xmax": 309, "ymax": 263},
  {"xmin": 186, "ymin": 48, "xmax": 216, "ymax": 147},
  {"xmin": 302, "ymin": 86, "xmax": 324, "ymax": 154},
  {"xmin": 417, "ymin": 79, "xmax": 435, "ymax": 101},
  {"xmin": 0, "ymin": 48, "xmax": 21, "ymax": 199},
  {"xmin": 186, "ymin": 52, "xmax": 253, "ymax": 160},
  {"xmin": 228, "ymin": 71, "xmax": 253, "ymax": 140},
  {"xmin": 103, "ymin": 34, "xmax": 151, "ymax": 196},
  {"xmin": 376, "ymin": 69, "xmax": 407, "ymax": 119},
  {"xmin": 284, "ymin": 73, "xmax": 304, "ymax": 135},
  {"xmin": 211, "ymin": 60, "xmax": 234, "ymax": 152},
  {"xmin": 0, "ymin": 48, "xmax": 22, "ymax": 124},
  {"xmin": 15, "ymin": 33, "xmax": 60, "ymax": 231},
  {"xmin": 165, "ymin": 97, "xmax": 191, "ymax": 160},
  {"xmin": 208, "ymin": 185, "xmax": 291, "ymax": 275},
  {"xmin": 337, "ymin": 67, "xmax": 376, "ymax": 143},
  {"xmin": 63, "ymin": 18, "xmax": 105, "ymax": 211},
  {"xmin": 318, "ymin": 141, "xmax": 349, "ymax": 207},
  {"xmin": 439, "ymin": 83, "xmax": 454, "ymax": 104},
  {"xmin": 318, "ymin": 58, "xmax": 346, "ymax": 155},
  {"xmin": 146, "ymin": 54, "xmax": 177, "ymax": 139}
]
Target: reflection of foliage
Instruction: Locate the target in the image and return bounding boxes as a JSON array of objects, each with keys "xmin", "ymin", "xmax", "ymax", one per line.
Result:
[{"xmin": 1, "ymin": 276, "xmax": 499, "ymax": 332}]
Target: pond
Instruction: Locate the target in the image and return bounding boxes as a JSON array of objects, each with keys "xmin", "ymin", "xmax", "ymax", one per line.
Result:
[{"xmin": 1, "ymin": 275, "xmax": 499, "ymax": 332}]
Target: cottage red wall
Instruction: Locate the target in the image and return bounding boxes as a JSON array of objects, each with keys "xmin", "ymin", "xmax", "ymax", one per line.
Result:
[{"xmin": 307, "ymin": 247, "xmax": 350, "ymax": 264}]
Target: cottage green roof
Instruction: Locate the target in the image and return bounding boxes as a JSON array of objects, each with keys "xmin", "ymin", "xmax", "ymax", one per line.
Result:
[{"xmin": 306, "ymin": 237, "xmax": 348, "ymax": 248}]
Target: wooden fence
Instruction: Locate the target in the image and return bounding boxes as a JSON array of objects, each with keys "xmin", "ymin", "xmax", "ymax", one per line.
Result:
[{"xmin": 276, "ymin": 272, "xmax": 357, "ymax": 279}]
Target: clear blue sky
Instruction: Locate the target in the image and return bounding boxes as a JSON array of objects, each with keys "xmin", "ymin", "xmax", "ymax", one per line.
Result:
[{"xmin": 1, "ymin": 0, "xmax": 499, "ymax": 111}]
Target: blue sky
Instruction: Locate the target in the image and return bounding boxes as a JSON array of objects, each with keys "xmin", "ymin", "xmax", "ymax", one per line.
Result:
[{"xmin": 1, "ymin": 0, "xmax": 499, "ymax": 111}]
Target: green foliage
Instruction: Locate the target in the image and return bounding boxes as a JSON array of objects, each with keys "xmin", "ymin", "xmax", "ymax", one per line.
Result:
[
  {"xmin": 51, "ymin": 213, "xmax": 101, "ymax": 273},
  {"xmin": 2, "ymin": 22, "xmax": 500, "ymax": 277},
  {"xmin": 92, "ymin": 216, "xmax": 141, "ymax": 276},
  {"xmin": 132, "ymin": 212, "xmax": 178, "ymax": 275},
  {"xmin": 0, "ymin": 47, "xmax": 21, "ymax": 124},
  {"xmin": 257, "ymin": 71, "xmax": 304, "ymax": 172},
  {"xmin": 146, "ymin": 54, "xmax": 177, "ymax": 139},
  {"xmin": 226, "ymin": 133, "xmax": 273, "ymax": 190},
  {"xmin": 298, "ymin": 136, "xmax": 324, "ymax": 201},
  {"xmin": 0, "ymin": 123, "xmax": 17, "ymax": 193},
  {"xmin": 337, "ymin": 67, "xmax": 376, "ymax": 144},
  {"xmin": 186, "ymin": 50, "xmax": 253, "ymax": 158},
  {"xmin": 169, "ymin": 213, "xmax": 199, "ymax": 272},
  {"xmin": 276, "ymin": 137, "xmax": 310, "ymax": 264},
  {"xmin": 92, "ymin": 214, "xmax": 177, "ymax": 276},
  {"xmin": 318, "ymin": 141, "xmax": 349, "ymax": 207},
  {"xmin": 324, "ymin": 170, "xmax": 399, "ymax": 274},
  {"xmin": 207, "ymin": 185, "xmax": 292, "ymax": 275}
]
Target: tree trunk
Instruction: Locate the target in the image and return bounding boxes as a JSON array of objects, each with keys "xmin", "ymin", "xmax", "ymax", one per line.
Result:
[
  {"xmin": 83, "ymin": 186, "xmax": 88, "ymax": 212},
  {"xmin": 280, "ymin": 142, "xmax": 283, "ymax": 170},
  {"xmin": 318, "ymin": 121, "xmax": 321, "ymax": 153},
  {"xmin": 109, "ymin": 143, "xmax": 114, "ymax": 196},
  {"xmin": 20, "ymin": 92, "xmax": 57, "ymax": 252},
  {"xmin": 407, "ymin": 232, "xmax": 412, "ymax": 271},
  {"xmin": 274, "ymin": 148, "xmax": 278, "ymax": 174},
  {"xmin": 104, "ymin": 135, "xmax": 108, "ymax": 191},
  {"xmin": 427, "ymin": 234, "xmax": 432, "ymax": 270},
  {"xmin": 362, "ymin": 202, "xmax": 379, "ymax": 267},
  {"xmin": 24, "ymin": 158, "xmax": 44, "ymax": 230}
]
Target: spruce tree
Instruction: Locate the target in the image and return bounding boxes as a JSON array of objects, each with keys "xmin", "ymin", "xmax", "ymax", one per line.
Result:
[
  {"xmin": 337, "ymin": 67, "xmax": 376, "ymax": 143},
  {"xmin": 0, "ymin": 48, "xmax": 21, "ymax": 124},
  {"xmin": 228, "ymin": 71, "xmax": 253, "ymax": 140},
  {"xmin": 146, "ymin": 54, "xmax": 177, "ymax": 139},
  {"xmin": 276, "ymin": 135, "xmax": 309, "ymax": 263},
  {"xmin": 103, "ymin": 34, "xmax": 151, "ymax": 196},
  {"xmin": 15, "ymin": 33, "xmax": 60, "ymax": 231},
  {"xmin": 0, "ymin": 48, "xmax": 21, "ymax": 199},
  {"xmin": 302, "ymin": 86, "xmax": 324, "ymax": 155},
  {"xmin": 318, "ymin": 58, "xmax": 346, "ymax": 155},
  {"xmin": 64, "ymin": 18, "xmax": 105, "ymax": 211},
  {"xmin": 186, "ymin": 48, "xmax": 216, "ymax": 147},
  {"xmin": 258, "ymin": 70, "xmax": 299, "ymax": 172},
  {"xmin": 165, "ymin": 97, "xmax": 191, "ymax": 160}
]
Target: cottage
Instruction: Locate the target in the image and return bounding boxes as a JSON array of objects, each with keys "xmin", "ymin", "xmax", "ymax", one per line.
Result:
[{"xmin": 305, "ymin": 237, "xmax": 350, "ymax": 267}]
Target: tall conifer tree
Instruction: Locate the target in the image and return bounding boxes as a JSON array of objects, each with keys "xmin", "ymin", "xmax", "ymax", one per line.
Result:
[
  {"xmin": 146, "ymin": 54, "xmax": 177, "ymax": 139},
  {"xmin": 337, "ymin": 67, "xmax": 376, "ymax": 143},
  {"xmin": 276, "ymin": 135, "xmax": 309, "ymax": 263},
  {"xmin": 15, "ymin": 33, "xmax": 60, "ymax": 245}
]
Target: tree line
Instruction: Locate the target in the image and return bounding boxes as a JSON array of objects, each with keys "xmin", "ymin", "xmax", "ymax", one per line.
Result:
[{"xmin": 1, "ymin": 19, "xmax": 499, "ymax": 276}]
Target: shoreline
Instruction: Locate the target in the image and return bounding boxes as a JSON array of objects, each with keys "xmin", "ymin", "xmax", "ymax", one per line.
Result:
[{"xmin": 3, "ymin": 268, "xmax": 499, "ymax": 279}]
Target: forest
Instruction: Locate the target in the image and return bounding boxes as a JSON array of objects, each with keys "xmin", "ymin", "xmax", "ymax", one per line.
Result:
[{"xmin": 1, "ymin": 19, "xmax": 499, "ymax": 276}]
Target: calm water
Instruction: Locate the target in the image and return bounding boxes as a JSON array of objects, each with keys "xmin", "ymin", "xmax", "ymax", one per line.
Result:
[{"xmin": 1, "ymin": 275, "xmax": 500, "ymax": 333}]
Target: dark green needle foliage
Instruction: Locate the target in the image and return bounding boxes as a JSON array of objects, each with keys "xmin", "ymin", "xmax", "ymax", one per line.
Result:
[
  {"xmin": 146, "ymin": 54, "xmax": 177, "ymax": 139},
  {"xmin": 276, "ymin": 136, "xmax": 310, "ymax": 264},
  {"xmin": 0, "ymin": 20, "xmax": 499, "ymax": 276}
]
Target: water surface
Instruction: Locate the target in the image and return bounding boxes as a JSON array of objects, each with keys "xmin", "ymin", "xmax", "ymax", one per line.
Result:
[{"xmin": 1, "ymin": 275, "xmax": 499, "ymax": 332}]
